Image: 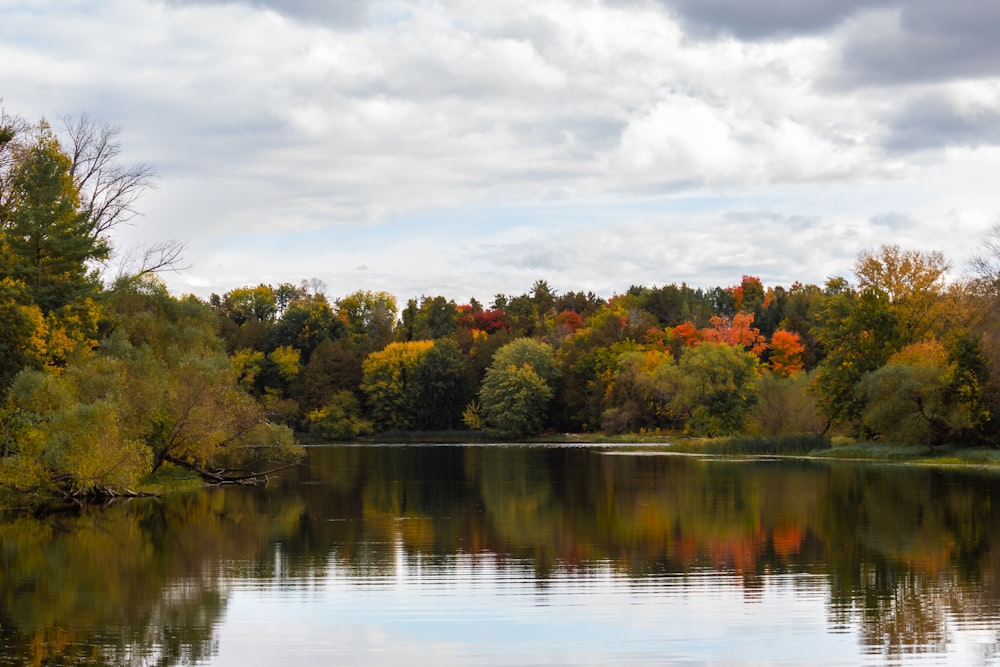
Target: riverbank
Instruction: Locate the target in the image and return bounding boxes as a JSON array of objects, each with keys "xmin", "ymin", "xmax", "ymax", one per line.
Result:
[
  {"xmin": 353, "ymin": 430, "xmax": 1000, "ymax": 468},
  {"xmin": 809, "ymin": 441, "xmax": 1000, "ymax": 467},
  {"xmin": 569, "ymin": 434, "xmax": 1000, "ymax": 468}
]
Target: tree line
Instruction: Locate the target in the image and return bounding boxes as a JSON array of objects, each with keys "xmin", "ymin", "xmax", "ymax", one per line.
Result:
[
  {"xmin": 3, "ymin": 106, "xmax": 1000, "ymax": 500},
  {"xmin": 0, "ymin": 109, "xmax": 298, "ymax": 501},
  {"xmin": 209, "ymin": 240, "xmax": 1000, "ymax": 451}
]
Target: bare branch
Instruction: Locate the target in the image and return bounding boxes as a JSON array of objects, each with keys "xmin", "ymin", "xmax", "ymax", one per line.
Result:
[
  {"xmin": 0, "ymin": 106, "xmax": 30, "ymax": 227},
  {"xmin": 113, "ymin": 239, "xmax": 190, "ymax": 284},
  {"xmin": 63, "ymin": 113, "xmax": 156, "ymax": 238},
  {"xmin": 970, "ymin": 222, "xmax": 1000, "ymax": 297}
]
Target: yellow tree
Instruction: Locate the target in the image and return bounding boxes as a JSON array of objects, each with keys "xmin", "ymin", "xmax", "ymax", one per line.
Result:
[
  {"xmin": 361, "ymin": 340, "xmax": 434, "ymax": 431},
  {"xmin": 854, "ymin": 244, "xmax": 950, "ymax": 340}
]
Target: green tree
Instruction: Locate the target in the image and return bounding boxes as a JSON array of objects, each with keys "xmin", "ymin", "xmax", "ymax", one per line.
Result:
[
  {"xmin": 812, "ymin": 278, "xmax": 905, "ymax": 431},
  {"xmin": 1, "ymin": 277, "xmax": 300, "ymax": 497},
  {"xmin": 397, "ymin": 295, "xmax": 459, "ymax": 341},
  {"xmin": 0, "ymin": 278, "xmax": 46, "ymax": 390},
  {"xmin": 556, "ymin": 308, "xmax": 630, "ymax": 431},
  {"xmin": 212, "ymin": 284, "xmax": 278, "ymax": 326},
  {"xmin": 412, "ymin": 339, "xmax": 469, "ymax": 430},
  {"xmin": 748, "ymin": 372, "xmax": 825, "ymax": 436},
  {"xmin": 298, "ymin": 336, "xmax": 364, "ymax": 412},
  {"xmin": 856, "ymin": 341, "xmax": 974, "ymax": 447},
  {"xmin": 4, "ymin": 370, "xmax": 152, "ymax": 493},
  {"xmin": 1, "ymin": 122, "xmax": 107, "ymax": 313},
  {"xmin": 111, "ymin": 280, "xmax": 300, "ymax": 481},
  {"xmin": 338, "ymin": 290, "xmax": 398, "ymax": 350},
  {"xmin": 480, "ymin": 363, "xmax": 553, "ymax": 436},
  {"xmin": 777, "ymin": 281, "xmax": 825, "ymax": 370},
  {"xmin": 267, "ymin": 294, "xmax": 345, "ymax": 362},
  {"xmin": 479, "ymin": 338, "xmax": 559, "ymax": 435},
  {"xmin": 670, "ymin": 342, "xmax": 760, "ymax": 436},
  {"xmin": 307, "ymin": 390, "xmax": 373, "ymax": 441},
  {"xmin": 600, "ymin": 347, "xmax": 676, "ymax": 433}
]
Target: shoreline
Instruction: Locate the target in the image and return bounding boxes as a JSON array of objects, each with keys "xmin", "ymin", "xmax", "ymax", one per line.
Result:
[{"xmin": 349, "ymin": 430, "xmax": 1000, "ymax": 469}]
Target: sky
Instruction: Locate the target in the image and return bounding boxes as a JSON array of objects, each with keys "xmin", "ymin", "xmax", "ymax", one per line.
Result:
[{"xmin": 3, "ymin": 0, "xmax": 1000, "ymax": 304}]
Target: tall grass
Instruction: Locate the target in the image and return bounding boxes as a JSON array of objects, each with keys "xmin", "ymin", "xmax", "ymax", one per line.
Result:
[
  {"xmin": 673, "ymin": 434, "xmax": 831, "ymax": 455},
  {"xmin": 362, "ymin": 429, "xmax": 504, "ymax": 443}
]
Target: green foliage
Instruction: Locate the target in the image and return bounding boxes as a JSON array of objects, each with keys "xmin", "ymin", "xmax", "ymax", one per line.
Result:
[
  {"xmin": 210, "ymin": 283, "xmax": 309, "ymax": 353},
  {"xmin": 776, "ymin": 282, "xmax": 825, "ymax": 370},
  {"xmin": 256, "ymin": 344, "xmax": 301, "ymax": 397},
  {"xmin": 857, "ymin": 364, "xmax": 941, "ymax": 446},
  {"xmin": 557, "ymin": 324, "xmax": 631, "ymax": 430},
  {"xmin": 307, "ymin": 390, "xmax": 373, "ymax": 441},
  {"xmin": 266, "ymin": 294, "xmax": 345, "ymax": 361},
  {"xmin": 361, "ymin": 340, "xmax": 434, "ymax": 431},
  {"xmin": 628, "ymin": 282, "xmax": 712, "ymax": 327},
  {"xmin": 947, "ymin": 335, "xmax": 992, "ymax": 440},
  {"xmin": 1, "ymin": 122, "xmax": 106, "ymax": 313},
  {"xmin": 26, "ymin": 390, "xmax": 151, "ymax": 492},
  {"xmin": 0, "ymin": 278, "xmax": 46, "ymax": 389},
  {"xmin": 480, "ymin": 338, "xmax": 559, "ymax": 435},
  {"xmin": 1, "ymin": 278, "xmax": 301, "ymax": 497},
  {"xmin": 601, "ymin": 348, "xmax": 677, "ymax": 433},
  {"xmin": 672, "ymin": 433, "xmax": 830, "ymax": 455},
  {"xmin": 462, "ymin": 400, "xmax": 485, "ymax": 430},
  {"xmin": 411, "ymin": 338, "xmax": 470, "ymax": 430},
  {"xmin": 749, "ymin": 371, "xmax": 825, "ymax": 436},
  {"xmin": 338, "ymin": 289, "xmax": 398, "ymax": 350},
  {"xmin": 812, "ymin": 282, "xmax": 905, "ymax": 430},
  {"xmin": 486, "ymin": 337, "xmax": 560, "ymax": 385},
  {"xmin": 480, "ymin": 362, "xmax": 554, "ymax": 436},
  {"xmin": 671, "ymin": 342, "xmax": 761, "ymax": 436},
  {"xmin": 214, "ymin": 284, "xmax": 278, "ymax": 326},
  {"xmin": 5, "ymin": 364, "xmax": 149, "ymax": 494},
  {"xmin": 855, "ymin": 348, "xmax": 976, "ymax": 448},
  {"xmin": 299, "ymin": 336, "xmax": 364, "ymax": 412},
  {"xmin": 398, "ymin": 294, "xmax": 459, "ymax": 341}
]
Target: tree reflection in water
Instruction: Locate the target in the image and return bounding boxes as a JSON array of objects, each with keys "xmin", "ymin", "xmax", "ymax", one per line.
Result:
[{"xmin": 2, "ymin": 445, "xmax": 1000, "ymax": 664}]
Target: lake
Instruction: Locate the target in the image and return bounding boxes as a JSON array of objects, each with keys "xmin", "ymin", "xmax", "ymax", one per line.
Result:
[{"xmin": 3, "ymin": 443, "xmax": 1000, "ymax": 666}]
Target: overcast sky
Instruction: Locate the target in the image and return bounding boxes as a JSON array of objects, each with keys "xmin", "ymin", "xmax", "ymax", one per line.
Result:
[{"xmin": 4, "ymin": 0, "xmax": 1000, "ymax": 303}]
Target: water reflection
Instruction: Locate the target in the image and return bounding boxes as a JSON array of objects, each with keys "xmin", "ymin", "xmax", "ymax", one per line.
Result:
[{"xmin": 2, "ymin": 445, "xmax": 1000, "ymax": 664}]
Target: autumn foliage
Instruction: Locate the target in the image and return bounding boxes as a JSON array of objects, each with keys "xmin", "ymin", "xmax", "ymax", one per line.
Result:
[
  {"xmin": 768, "ymin": 330, "xmax": 806, "ymax": 377},
  {"xmin": 5, "ymin": 105, "xmax": 1000, "ymax": 503},
  {"xmin": 702, "ymin": 313, "xmax": 767, "ymax": 355},
  {"xmin": 457, "ymin": 305, "xmax": 507, "ymax": 333}
]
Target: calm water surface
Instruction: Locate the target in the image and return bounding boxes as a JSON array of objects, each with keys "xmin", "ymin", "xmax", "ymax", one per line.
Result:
[{"xmin": 3, "ymin": 443, "xmax": 1000, "ymax": 665}]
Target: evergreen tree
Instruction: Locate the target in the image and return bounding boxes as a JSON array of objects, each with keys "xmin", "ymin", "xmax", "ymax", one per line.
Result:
[{"xmin": 1, "ymin": 123, "xmax": 107, "ymax": 313}]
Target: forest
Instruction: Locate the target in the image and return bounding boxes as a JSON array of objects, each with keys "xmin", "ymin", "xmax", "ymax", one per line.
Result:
[{"xmin": 4, "ymin": 109, "xmax": 1000, "ymax": 502}]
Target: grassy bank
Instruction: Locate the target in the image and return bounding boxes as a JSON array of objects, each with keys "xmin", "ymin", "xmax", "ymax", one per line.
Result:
[
  {"xmin": 634, "ymin": 435, "xmax": 1000, "ymax": 467},
  {"xmin": 665, "ymin": 434, "xmax": 830, "ymax": 455},
  {"xmin": 811, "ymin": 441, "xmax": 1000, "ymax": 466},
  {"xmin": 539, "ymin": 432, "xmax": 1000, "ymax": 467},
  {"xmin": 313, "ymin": 429, "xmax": 1000, "ymax": 468}
]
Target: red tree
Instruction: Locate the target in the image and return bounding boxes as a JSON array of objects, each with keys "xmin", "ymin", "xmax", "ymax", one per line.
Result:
[{"xmin": 769, "ymin": 329, "xmax": 805, "ymax": 377}]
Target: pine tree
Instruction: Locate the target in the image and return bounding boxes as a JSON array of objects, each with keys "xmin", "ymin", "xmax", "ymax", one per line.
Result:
[{"xmin": 2, "ymin": 123, "xmax": 107, "ymax": 313}]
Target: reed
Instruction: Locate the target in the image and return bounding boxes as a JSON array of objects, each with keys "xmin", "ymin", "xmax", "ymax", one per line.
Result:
[{"xmin": 673, "ymin": 434, "xmax": 831, "ymax": 455}]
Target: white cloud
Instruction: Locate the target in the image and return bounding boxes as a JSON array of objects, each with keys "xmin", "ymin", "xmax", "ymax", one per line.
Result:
[{"xmin": 3, "ymin": 0, "xmax": 999, "ymax": 301}]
